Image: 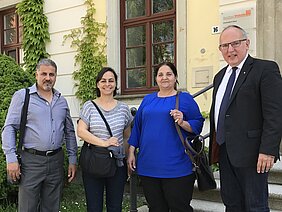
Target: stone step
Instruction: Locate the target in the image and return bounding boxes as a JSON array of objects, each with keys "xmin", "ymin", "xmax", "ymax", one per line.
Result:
[
  {"xmin": 133, "ymin": 158, "xmax": 282, "ymax": 211},
  {"xmin": 269, "ymin": 159, "xmax": 282, "ymax": 185},
  {"xmin": 193, "ymin": 171, "xmax": 282, "ymax": 211},
  {"xmin": 191, "ymin": 199, "xmax": 282, "ymax": 212},
  {"xmin": 137, "ymin": 199, "xmax": 282, "ymax": 212}
]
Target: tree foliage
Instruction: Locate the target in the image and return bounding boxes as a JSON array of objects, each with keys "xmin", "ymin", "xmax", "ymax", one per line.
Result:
[
  {"xmin": 0, "ymin": 54, "xmax": 33, "ymax": 200},
  {"xmin": 16, "ymin": 0, "xmax": 50, "ymax": 75},
  {"xmin": 63, "ymin": 0, "xmax": 107, "ymax": 103}
]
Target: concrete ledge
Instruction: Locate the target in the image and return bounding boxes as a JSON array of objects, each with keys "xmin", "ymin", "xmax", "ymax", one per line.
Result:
[{"xmin": 269, "ymin": 159, "xmax": 282, "ymax": 184}]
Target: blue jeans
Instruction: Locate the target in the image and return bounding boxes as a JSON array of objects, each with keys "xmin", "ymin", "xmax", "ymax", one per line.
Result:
[{"xmin": 82, "ymin": 165, "xmax": 127, "ymax": 212}]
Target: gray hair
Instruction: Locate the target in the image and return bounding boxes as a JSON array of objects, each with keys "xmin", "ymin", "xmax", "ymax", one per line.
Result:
[
  {"xmin": 36, "ymin": 58, "xmax": 57, "ymax": 73},
  {"xmin": 221, "ymin": 25, "xmax": 248, "ymax": 39}
]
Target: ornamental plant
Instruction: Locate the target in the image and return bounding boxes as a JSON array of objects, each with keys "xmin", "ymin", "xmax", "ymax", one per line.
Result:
[
  {"xmin": 16, "ymin": 0, "xmax": 50, "ymax": 75},
  {"xmin": 63, "ymin": 0, "xmax": 107, "ymax": 103},
  {"xmin": 0, "ymin": 54, "xmax": 33, "ymax": 201}
]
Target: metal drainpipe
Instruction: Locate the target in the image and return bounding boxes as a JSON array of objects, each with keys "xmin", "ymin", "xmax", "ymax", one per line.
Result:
[{"xmin": 129, "ymin": 107, "xmax": 138, "ymax": 212}]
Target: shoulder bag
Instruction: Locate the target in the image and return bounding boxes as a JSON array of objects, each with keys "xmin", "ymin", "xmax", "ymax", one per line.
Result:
[
  {"xmin": 7, "ymin": 88, "xmax": 30, "ymax": 185},
  {"xmin": 79, "ymin": 101, "xmax": 117, "ymax": 178},
  {"xmin": 175, "ymin": 92, "xmax": 216, "ymax": 191}
]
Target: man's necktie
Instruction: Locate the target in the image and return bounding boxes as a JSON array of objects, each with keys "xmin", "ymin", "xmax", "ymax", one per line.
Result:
[{"xmin": 216, "ymin": 67, "xmax": 238, "ymax": 145}]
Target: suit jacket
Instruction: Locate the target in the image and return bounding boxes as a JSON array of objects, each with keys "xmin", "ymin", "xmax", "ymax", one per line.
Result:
[{"xmin": 209, "ymin": 55, "xmax": 282, "ymax": 167}]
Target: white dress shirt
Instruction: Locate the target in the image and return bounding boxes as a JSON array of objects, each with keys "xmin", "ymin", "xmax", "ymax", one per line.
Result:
[{"xmin": 214, "ymin": 54, "xmax": 249, "ymax": 131}]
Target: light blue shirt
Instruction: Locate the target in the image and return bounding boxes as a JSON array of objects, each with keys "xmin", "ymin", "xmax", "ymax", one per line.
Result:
[{"xmin": 1, "ymin": 84, "xmax": 78, "ymax": 164}]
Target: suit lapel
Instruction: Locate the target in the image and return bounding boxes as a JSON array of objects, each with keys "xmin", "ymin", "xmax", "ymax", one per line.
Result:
[{"xmin": 228, "ymin": 55, "xmax": 254, "ymax": 105}]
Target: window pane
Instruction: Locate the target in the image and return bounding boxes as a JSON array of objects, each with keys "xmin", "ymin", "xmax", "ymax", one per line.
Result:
[
  {"xmin": 151, "ymin": 67, "xmax": 157, "ymax": 86},
  {"xmin": 152, "ymin": 20, "xmax": 174, "ymax": 43},
  {"xmin": 126, "ymin": 26, "xmax": 146, "ymax": 46},
  {"xmin": 152, "ymin": 0, "xmax": 173, "ymax": 14},
  {"xmin": 152, "ymin": 43, "xmax": 174, "ymax": 65},
  {"xmin": 4, "ymin": 29, "xmax": 16, "ymax": 44},
  {"xmin": 126, "ymin": 0, "xmax": 145, "ymax": 19},
  {"xmin": 127, "ymin": 69, "xmax": 146, "ymax": 88},
  {"xmin": 4, "ymin": 14, "xmax": 16, "ymax": 29},
  {"xmin": 6, "ymin": 49, "xmax": 16, "ymax": 61},
  {"xmin": 126, "ymin": 47, "xmax": 146, "ymax": 68}
]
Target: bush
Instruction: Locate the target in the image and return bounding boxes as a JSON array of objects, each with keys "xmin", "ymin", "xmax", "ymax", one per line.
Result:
[{"xmin": 0, "ymin": 54, "xmax": 34, "ymax": 201}]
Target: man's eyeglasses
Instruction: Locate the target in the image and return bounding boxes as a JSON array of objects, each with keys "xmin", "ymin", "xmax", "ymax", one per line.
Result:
[{"xmin": 219, "ymin": 39, "xmax": 247, "ymax": 51}]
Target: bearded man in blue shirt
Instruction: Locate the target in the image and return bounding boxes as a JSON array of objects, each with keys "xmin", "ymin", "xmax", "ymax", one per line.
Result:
[{"xmin": 2, "ymin": 58, "xmax": 78, "ymax": 212}]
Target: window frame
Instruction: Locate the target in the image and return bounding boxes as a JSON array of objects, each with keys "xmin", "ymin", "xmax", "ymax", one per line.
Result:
[
  {"xmin": 0, "ymin": 8, "xmax": 22, "ymax": 64},
  {"xmin": 120, "ymin": 0, "xmax": 176, "ymax": 95}
]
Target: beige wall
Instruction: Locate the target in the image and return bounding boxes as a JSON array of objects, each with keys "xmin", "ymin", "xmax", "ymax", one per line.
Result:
[
  {"xmin": 0, "ymin": 0, "xmax": 20, "ymax": 9},
  {"xmin": 187, "ymin": 0, "xmax": 220, "ymax": 113},
  {"xmin": 44, "ymin": 0, "xmax": 106, "ymax": 120},
  {"xmin": 186, "ymin": 0, "xmax": 256, "ymax": 113}
]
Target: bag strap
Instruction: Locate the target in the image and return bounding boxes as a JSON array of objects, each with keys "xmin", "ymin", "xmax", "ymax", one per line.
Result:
[
  {"xmin": 17, "ymin": 88, "xmax": 30, "ymax": 153},
  {"xmin": 91, "ymin": 100, "xmax": 113, "ymax": 137},
  {"xmin": 174, "ymin": 92, "xmax": 204, "ymax": 167}
]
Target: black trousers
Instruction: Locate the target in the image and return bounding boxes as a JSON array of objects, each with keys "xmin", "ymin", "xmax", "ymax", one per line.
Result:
[
  {"xmin": 139, "ymin": 174, "xmax": 195, "ymax": 212},
  {"xmin": 219, "ymin": 143, "xmax": 269, "ymax": 212}
]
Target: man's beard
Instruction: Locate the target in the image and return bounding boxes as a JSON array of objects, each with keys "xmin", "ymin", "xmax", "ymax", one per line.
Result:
[{"xmin": 44, "ymin": 82, "xmax": 53, "ymax": 91}]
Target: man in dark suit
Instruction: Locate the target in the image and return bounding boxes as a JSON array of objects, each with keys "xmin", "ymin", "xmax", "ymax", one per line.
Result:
[{"xmin": 209, "ymin": 25, "xmax": 282, "ymax": 211}]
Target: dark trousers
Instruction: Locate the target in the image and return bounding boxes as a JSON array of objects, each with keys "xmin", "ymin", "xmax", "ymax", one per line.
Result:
[
  {"xmin": 18, "ymin": 150, "xmax": 64, "ymax": 212},
  {"xmin": 139, "ymin": 174, "xmax": 195, "ymax": 212},
  {"xmin": 82, "ymin": 165, "xmax": 127, "ymax": 212},
  {"xmin": 219, "ymin": 144, "xmax": 269, "ymax": 212}
]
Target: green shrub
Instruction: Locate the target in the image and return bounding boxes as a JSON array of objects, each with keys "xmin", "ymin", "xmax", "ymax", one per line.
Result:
[
  {"xmin": 16, "ymin": 0, "xmax": 50, "ymax": 75},
  {"xmin": 0, "ymin": 54, "xmax": 34, "ymax": 201},
  {"xmin": 63, "ymin": 0, "xmax": 107, "ymax": 103}
]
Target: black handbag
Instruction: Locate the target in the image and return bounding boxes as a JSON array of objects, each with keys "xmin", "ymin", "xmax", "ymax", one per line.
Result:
[
  {"xmin": 79, "ymin": 101, "xmax": 117, "ymax": 178},
  {"xmin": 7, "ymin": 88, "xmax": 30, "ymax": 185},
  {"xmin": 175, "ymin": 92, "xmax": 216, "ymax": 192}
]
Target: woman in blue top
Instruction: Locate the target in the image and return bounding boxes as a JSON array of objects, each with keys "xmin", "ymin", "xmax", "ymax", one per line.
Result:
[{"xmin": 127, "ymin": 62, "xmax": 204, "ymax": 212}]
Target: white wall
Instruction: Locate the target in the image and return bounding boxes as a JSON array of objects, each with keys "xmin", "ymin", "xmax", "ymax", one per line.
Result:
[
  {"xmin": 219, "ymin": 0, "xmax": 256, "ymax": 68},
  {"xmin": 0, "ymin": 0, "xmax": 20, "ymax": 9},
  {"xmin": 44, "ymin": 0, "xmax": 86, "ymax": 119}
]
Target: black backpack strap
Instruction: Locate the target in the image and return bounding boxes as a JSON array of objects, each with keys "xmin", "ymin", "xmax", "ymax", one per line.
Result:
[{"xmin": 17, "ymin": 88, "xmax": 30, "ymax": 152}]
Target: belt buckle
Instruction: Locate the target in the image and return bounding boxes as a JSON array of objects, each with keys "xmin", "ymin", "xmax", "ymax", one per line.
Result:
[{"xmin": 46, "ymin": 150, "xmax": 54, "ymax": 156}]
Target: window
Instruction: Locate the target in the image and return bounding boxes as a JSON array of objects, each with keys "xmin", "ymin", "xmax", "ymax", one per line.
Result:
[
  {"xmin": 0, "ymin": 8, "xmax": 23, "ymax": 64},
  {"xmin": 120, "ymin": 0, "xmax": 176, "ymax": 94}
]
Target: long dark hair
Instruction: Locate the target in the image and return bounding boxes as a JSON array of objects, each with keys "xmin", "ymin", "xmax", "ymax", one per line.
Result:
[
  {"xmin": 154, "ymin": 62, "xmax": 179, "ymax": 89},
  {"xmin": 95, "ymin": 67, "xmax": 118, "ymax": 97}
]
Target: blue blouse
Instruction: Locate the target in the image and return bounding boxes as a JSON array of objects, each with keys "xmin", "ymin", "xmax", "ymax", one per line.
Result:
[{"xmin": 128, "ymin": 91, "xmax": 204, "ymax": 178}]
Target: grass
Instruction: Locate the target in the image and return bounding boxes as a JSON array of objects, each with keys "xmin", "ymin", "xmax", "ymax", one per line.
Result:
[
  {"xmin": 60, "ymin": 182, "xmax": 146, "ymax": 211},
  {"xmin": 0, "ymin": 181, "xmax": 146, "ymax": 212}
]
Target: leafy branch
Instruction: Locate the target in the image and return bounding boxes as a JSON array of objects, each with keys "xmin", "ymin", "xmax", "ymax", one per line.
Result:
[
  {"xmin": 63, "ymin": 0, "xmax": 107, "ymax": 103},
  {"xmin": 16, "ymin": 0, "xmax": 50, "ymax": 75}
]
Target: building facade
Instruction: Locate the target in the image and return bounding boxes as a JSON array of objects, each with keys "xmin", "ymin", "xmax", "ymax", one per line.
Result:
[{"xmin": 0, "ymin": 0, "xmax": 281, "ymax": 123}]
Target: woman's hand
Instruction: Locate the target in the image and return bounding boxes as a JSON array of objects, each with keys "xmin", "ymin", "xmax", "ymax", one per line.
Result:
[
  {"xmin": 105, "ymin": 137, "xmax": 120, "ymax": 147},
  {"xmin": 170, "ymin": 109, "xmax": 184, "ymax": 125},
  {"xmin": 170, "ymin": 109, "xmax": 193, "ymax": 133},
  {"xmin": 127, "ymin": 146, "xmax": 136, "ymax": 175}
]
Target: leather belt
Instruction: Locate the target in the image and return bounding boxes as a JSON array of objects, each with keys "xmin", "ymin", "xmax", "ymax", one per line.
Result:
[{"xmin": 24, "ymin": 147, "xmax": 62, "ymax": 156}]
